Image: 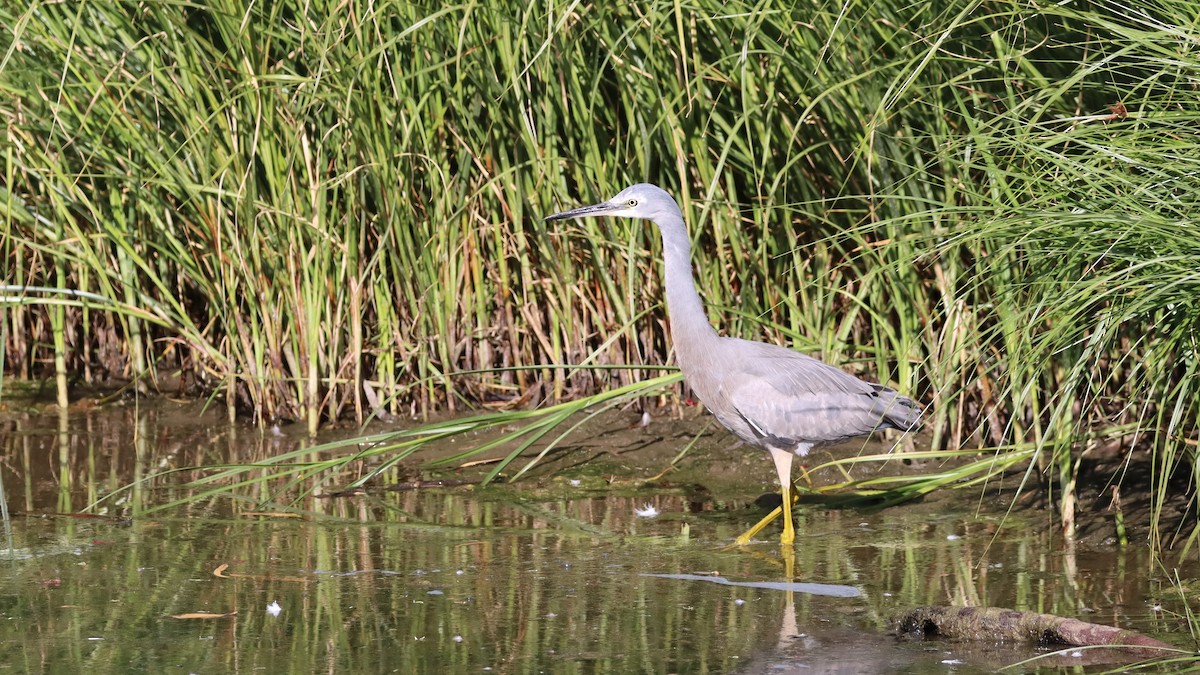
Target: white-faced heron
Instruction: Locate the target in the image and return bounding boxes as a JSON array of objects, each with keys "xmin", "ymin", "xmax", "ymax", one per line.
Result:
[{"xmin": 545, "ymin": 183, "xmax": 922, "ymax": 545}]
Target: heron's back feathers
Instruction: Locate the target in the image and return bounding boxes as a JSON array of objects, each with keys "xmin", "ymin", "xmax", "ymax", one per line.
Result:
[{"xmin": 683, "ymin": 337, "xmax": 922, "ymax": 452}]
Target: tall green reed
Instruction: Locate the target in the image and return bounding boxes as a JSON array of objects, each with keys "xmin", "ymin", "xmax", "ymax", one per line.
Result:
[{"xmin": 2, "ymin": 0, "xmax": 1198, "ymax": 545}]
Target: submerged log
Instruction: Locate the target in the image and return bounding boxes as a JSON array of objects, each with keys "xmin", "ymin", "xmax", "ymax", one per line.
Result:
[{"xmin": 896, "ymin": 606, "xmax": 1178, "ymax": 657}]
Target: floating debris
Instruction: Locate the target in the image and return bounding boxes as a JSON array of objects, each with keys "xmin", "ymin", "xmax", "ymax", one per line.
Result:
[
  {"xmin": 643, "ymin": 573, "xmax": 861, "ymax": 598},
  {"xmin": 634, "ymin": 504, "xmax": 659, "ymax": 518}
]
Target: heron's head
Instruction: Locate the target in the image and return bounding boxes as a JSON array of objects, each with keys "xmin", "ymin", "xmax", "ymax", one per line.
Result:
[{"xmin": 544, "ymin": 183, "xmax": 679, "ymax": 223}]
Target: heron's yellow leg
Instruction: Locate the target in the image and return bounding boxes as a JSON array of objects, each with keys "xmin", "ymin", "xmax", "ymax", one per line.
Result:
[
  {"xmin": 733, "ymin": 448, "xmax": 801, "ymax": 545},
  {"xmin": 732, "ymin": 460, "xmax": 816, "ymax": 545},
  {"xmin": 732, "ymin": 485, "xmax": 804, "ymax": 545},
  {"xmin": 732, "ymin": 483, "xmax": 806, "ymax": 544},
  {"xmin": 734, "ymin": 504, "xmax": 780, "ymax": 545},
  {"xmin": 779, "ymin": 481, "xmax": 795, "ymax": 544}
]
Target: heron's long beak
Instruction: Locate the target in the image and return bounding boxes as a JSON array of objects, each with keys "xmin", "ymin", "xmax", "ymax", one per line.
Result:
[{"xmin": 543, "ymin": 200, "xmax": 618, "ymax": 222}]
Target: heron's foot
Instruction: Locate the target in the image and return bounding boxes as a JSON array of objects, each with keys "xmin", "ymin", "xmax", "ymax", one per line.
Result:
[
  {"xmin": 732, "ymin": 505, "xmax": 782, "ymax": 546},
  {"xmin": 731, "ymin": 485, "xmax": 803, "ymax": 545}
]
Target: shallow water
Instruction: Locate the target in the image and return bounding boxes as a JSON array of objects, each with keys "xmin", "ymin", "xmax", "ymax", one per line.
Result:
[{"xmin": 0, "ymin": 400, "xmax": 1192, "ymax": 673}]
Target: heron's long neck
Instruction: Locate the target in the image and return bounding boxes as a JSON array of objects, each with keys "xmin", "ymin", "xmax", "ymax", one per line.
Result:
[{"xmin": 655, "ymin": 212, "xmax": 720, "ymax": 363}]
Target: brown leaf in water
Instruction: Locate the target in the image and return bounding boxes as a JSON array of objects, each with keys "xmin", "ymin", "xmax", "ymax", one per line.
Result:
[
  {"xmin": 212, "ymin": 562, "xmax": 312, "ymax": 584},
  {"xmin": 458, "ymin": 458, "xmax": 502, "ymax": 468},
  {"xmin": 239, "ymin": 512, "xmax": 304, "ymax": 519},
  {"xmin": 171, "ymin": 611, "xmax": 238, "ymax": 619}
]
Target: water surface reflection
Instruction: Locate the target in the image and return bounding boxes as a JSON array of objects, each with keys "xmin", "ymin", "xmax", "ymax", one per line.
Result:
[{"xmin": 0, "ymin": 402, "xmax": 1190, "ymax": 672}]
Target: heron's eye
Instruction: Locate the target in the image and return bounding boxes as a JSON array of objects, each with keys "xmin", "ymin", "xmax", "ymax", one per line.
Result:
[{"xmin": 627, "ymin": 199, "xmax": 638, "ymax": 208}]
